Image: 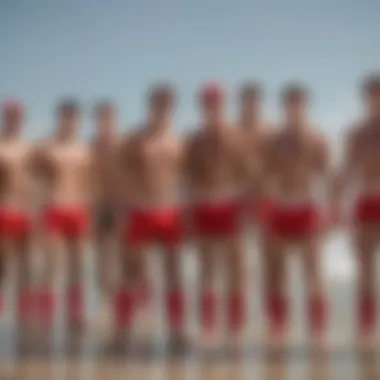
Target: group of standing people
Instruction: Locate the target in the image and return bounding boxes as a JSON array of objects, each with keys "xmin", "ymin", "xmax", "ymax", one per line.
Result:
[{"xmin": 1, "ymin": 73, "xmax": 380, "ymax": 352}]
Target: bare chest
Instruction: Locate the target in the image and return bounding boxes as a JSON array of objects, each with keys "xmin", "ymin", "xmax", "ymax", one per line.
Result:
[
  {"xmin": 93, "ymin": 144, "xmax": 118, "ymax": 173},
  {"xmin": 44, "ymin": 146, "xmax": 90, "ymax": 178},
  {"xmin": 134, "ymin": 138, "xmax": 181, "ymax": 172},
  {"xmin": 271, "ymin": 135, "xmax": 315, "ymax": 170},
  {"xmin": 0, "ymin": 145, "xmax": 31, "ymax": 179},
  {"xmin": 195, "ymin": 138, "xmax": 237, "ymax": 167},
  {"xmin": 358, "ymin": 130, "xmax": 380, "ymax": 163}
]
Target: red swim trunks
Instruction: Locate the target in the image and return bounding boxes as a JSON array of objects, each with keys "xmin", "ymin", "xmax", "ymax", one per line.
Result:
[
  {"xmin": 265, "ymin": 202, "xmax": 322, "ymax": 239},
  {"xmin": 124, "ymin": 207, "xmax": 183, "ymax": 246},
  {"xmin": 191, "ymin": 200, "xmax": 242, "ymax": 237},
  {"xmin": 43, "ymin": 206, "xmax": 89, "ymax": 238},
  {"xmin": 355, "ymin": 194, "xmax": 380, "ymax": 224},
  {"xmin": 0, "ymin": 208, "xmax": 31, "ymax": 239}
]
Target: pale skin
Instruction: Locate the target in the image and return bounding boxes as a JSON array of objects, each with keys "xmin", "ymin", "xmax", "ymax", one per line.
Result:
[
  {"xmin": 185, "ymin": 125, "xmax": 247, "ymax": 339},
  {"xmin": 0, "ymin": 138, "xmax": 35, "ymax": 326},
  {"xmin": 31, "ymin": 139, "xmax": 93, "ymax": 312},
  {"xmin": 261, "ymin": 127, "xmax": 330, "ymax": 340},
  {"xmin": 238, "ymin": 94, "xmax": 276, "ymax": 347},
  {"xmin": 238, "ymin": 123, "xmax": 272, "ymax": 221},
  {"xmin": 238, "ymin": 89, "xmax": 269, "ymax": 210},
  {"xmin": 118, "ymin": 126, "xmax": 184, "ymax": 333},
  {"xmin": 238, "ymin": 126, "xmax": 277, "ymax": 343},
  {"xmin": 333, "ymin": 123, "xmax": 380, "ymax": 338},
  {"xmin": 91, "ymin": 134, "xmax": 121, "ymax": 299}
]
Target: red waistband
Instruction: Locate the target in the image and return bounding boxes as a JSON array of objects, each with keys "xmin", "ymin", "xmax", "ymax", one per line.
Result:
[
  {"xmin": 0, "ymin": 207, "xmax": 30, "ymax": 215},
  {"xmin": 44, "ymin": 204, "xmax": 88, "ymax": 211}
]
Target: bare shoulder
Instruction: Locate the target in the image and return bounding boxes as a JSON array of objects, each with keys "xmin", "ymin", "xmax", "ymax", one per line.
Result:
[
  {"xmin": 32, "ymin": 139, "xmax": 52, "ymax": 156},
  {"xmin": 118, "ymin": 132, "xmax": 129, "ymax": 146},
  {"xmin": 28, "ymin": 140, "xmax": 53, "ymax": 171},
  {"xmin": 118, "ymin": 130, "xmax": 136, "ymax": 149},
  {"xmin": 265, "ymin": 126, "xmax": 282, "ymax": 146},
  {"xmin": 340, "ymin": 121, "xmax": 364, "ymax": 151},
  {"xmin": 165, "ymin": 133, "xmax": 184, "ymax": 158},
  {"xmin": 74, "ymin": 141, "xmax": 91, "ymax": 155},
  {"xmin": 22, "ymin": 140, "xmax": 38, "ymax": 158},
  {"xmin": 184, "ymin": 129, "xmax": 202, "ymax": 151},
  {"xmin": 348, "ymin": 120, "xmax": 365, "ymax": 139},
  {"xmin": 310, "ymin": 129, "xmax": 329, "ymax": 149},
  {"xmin": 119, "ymin": 129, "xmax": 147, "ymax": 160},
  {"xmin": 182, "ymin": 130, "xmax": 195, "ymax": 144},
  {"xmin": 89, "ymin": 136, "xmax": 98, "ymax": 150},
  {"xmin": 260, "ymin": 129, "xmax": 277, "ymax": 157},
  {"xmin": 67, "ymin": 142, "xmax": 91, "ymax": 163},
  {"xmin": 125, "ymin": 128, "xmax": 144, "ymax": 146},
  {"xmin": 262, "ymin": 123, "xmax": 277, "ymax": 137},
  {"xmin": 263, "ymin": 125, "xmax": 278, "ymax": 140},
  {"xmin": 114, "ymin": 135, "xmax": 124, "ymax": 149},
  {"xmin": 228, "ymin": 126, "xmax": 246, "ymax": 149}
]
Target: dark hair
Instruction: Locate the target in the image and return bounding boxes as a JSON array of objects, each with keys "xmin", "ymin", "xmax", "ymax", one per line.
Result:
[
  {"xmin": 148, "ymin": 83, "xmax": 176, "ymax": 104},
  {"xmin": 240, "ymin": 82, "xmax": 263, "ymax": 100},
  {"xmin": 281, "ymin": 82, "xmax": 309, "ymax": 103},
  {"xmin": 57, "ymin": 98, "xmax": 81, "ymax": 116},
  {"xmin": 362, "ymin": 73, "xmax": 380, "ymax": 96}
]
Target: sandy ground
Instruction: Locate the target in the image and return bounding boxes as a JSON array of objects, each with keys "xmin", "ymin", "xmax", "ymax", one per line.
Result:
[{"xmin": 0, "ymin": 232, "xmax": 379, "ymax": 379}]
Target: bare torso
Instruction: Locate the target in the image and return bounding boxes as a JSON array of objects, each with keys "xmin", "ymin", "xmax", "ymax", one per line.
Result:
[
  {"xmin": 0, "ymin": 140, "xmax": 34, "ymax": 210},
  {"xmin": 33, "ymin": 140, "xmax": 93, "ymax": 205},
  {"xmin": 239, "ymin": 125, "xmax": 271, "ymax": 192},
  {"xmin": 92, "ymin": 137, "xmax": 121, "ymax": 205},
  {"xmin": 346, "ymin": 121, "xmax": 380, "ymax": 190},
  {"xmin": 264, "ymin": 128, "xmax": 329, "ymax": 201},
  {"xmin": 186, "ymin": 126, "xmax": 245, "ymax": 200},
  {"xmin": 120, "ymin": 129, "xmax": 183, "ymax": 205}
]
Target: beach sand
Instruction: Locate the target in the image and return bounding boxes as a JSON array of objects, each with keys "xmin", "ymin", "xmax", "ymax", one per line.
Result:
[{"xmin": 0, "ymin": 232, "xmax": 379, "ymax": 379}]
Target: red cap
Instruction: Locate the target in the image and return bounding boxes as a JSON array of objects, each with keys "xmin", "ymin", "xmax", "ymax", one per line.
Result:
[
  {"xmin": 2, "ymin": 100, "xmax": 24, "ymax": 120},
  {"xmin": 199, "ymin": 82, "xmax": 225, "ymax": 105}
]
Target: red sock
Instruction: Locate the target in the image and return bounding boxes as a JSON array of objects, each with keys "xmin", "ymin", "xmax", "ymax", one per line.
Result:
[
  {"xmin": 166, "ymin": 290, "xmax": 185, "ymax": 331},
  {"xmin": 228, "ymin": 292, "xmax": 246, "ymax": 331},
  {"xmin": 17, "ymin": 290, "xmax": 36, "ymax": 324},
  {"xmin": 266, "ymin": 293, "xmax": 288, "ymax": 331},
  {"xmin": 67, "ymin": 285, "xmax": 84, "ymax": 325},
  {"xmin": 114, "ymin": 289, "xmax": 136, "ymax": 330},
  {"xmin": 308, "ymin": 295, "xmax": 327, "ymax": 333},
  {"xmin": 38, "ymin": 289, "xmax": 55, "ymax": 326},
  {"xmin": 201, "ymin": 292, "xmax": 217, "ymax": 332},
  {"xmin": 359, "ymin": 294, "xmax": 376, "ymax": 334}
]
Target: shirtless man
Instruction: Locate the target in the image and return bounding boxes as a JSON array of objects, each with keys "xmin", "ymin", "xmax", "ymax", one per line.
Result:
[
  {"xmin": 32, "ymin": 100, "xmax": 93, "ymax": 331},
  {"xmin": 0, "ymin": 101, "xmax": 35, "ymax": 331},
  {"xmin": 261, "ymin": 84, "xmax": 330, "ymax": 345},
  {"xmin": 91, "ymin": 101, "xmax": 120, "ymax": 301},
  {"xmin": 238, "ymin": 81, "xmax": 265, "ymax": 133},
  {"xmin": 116, "ymin": 85, "xmax": 185, "ymax": 349},
  {"xmin": 333, "ymin": 74, "xmax": 380, "ymax": 342},
  {"xmin": 186, "ymin": 83, "xmax": 247, "ymax": 347},
  {"xmin": 238, "ymin": 82, "xmax": 272, "ymax": 221}
]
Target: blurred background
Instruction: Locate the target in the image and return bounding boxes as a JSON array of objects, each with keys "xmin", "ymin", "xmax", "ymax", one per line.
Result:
[{"xmin": 1, "ymin": 0, "xmax": 380, "ymax": 379}]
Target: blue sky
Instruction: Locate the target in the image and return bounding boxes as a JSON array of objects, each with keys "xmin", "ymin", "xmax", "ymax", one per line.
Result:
[{"xmin": 0, "ymin": 0, "xmax": 379, "ymax": 139}]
